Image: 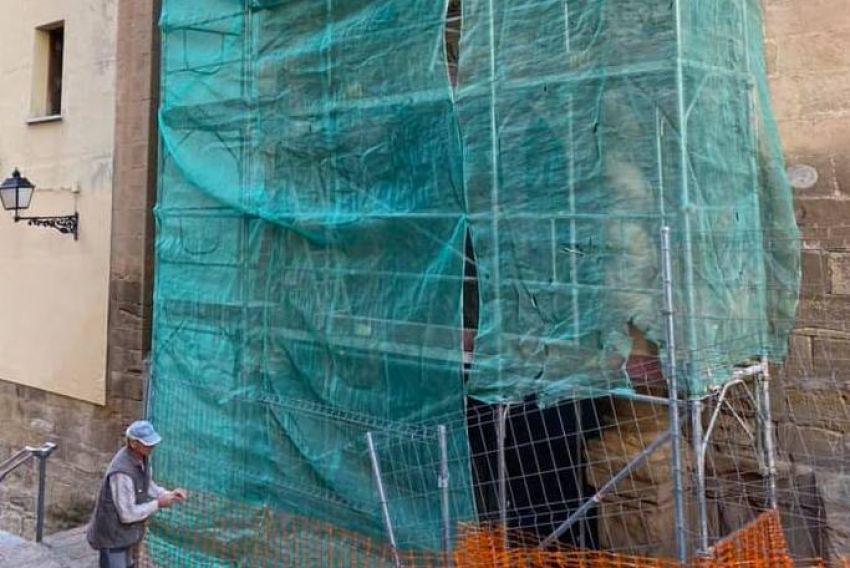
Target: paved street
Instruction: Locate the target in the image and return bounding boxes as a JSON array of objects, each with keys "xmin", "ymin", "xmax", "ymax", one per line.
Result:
[{"xmin": 0, "ymin": 527, "xmax": 96, "ymax": 568}]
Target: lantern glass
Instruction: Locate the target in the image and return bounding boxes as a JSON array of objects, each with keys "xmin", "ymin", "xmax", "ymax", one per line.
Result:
[
  {"xmin": 16, "ymin": 186, "xmax": 34, "ymax": 210},
  {"xmin": 0, "ymin": 170, "xmax": 35, "ymax": 211},
  {"xmin": 0, "ymin": 186, "xmax": 16, "ymax": 210}
]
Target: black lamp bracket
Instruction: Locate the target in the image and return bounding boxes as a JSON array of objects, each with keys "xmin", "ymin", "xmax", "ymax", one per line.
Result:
[{"xmin": 14, "ymin": 212, "xmax": 79, "ymax": 240}]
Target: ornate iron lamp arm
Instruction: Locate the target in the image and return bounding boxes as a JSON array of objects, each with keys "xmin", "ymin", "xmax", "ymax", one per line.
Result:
[{"xmin": 14, "ymin": 212, "xmax": 79, "ymax": 240}]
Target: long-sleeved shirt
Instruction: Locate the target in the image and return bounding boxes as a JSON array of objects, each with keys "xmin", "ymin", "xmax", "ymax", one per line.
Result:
[{"xmin": 110, "ymin": 466, "xmax": 168, "ymax": 524}]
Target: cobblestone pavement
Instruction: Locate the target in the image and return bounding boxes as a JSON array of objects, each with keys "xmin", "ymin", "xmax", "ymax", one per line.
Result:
[{"xmin": 0, "ymin": 527, "xmax": 97, "ymax": 568}]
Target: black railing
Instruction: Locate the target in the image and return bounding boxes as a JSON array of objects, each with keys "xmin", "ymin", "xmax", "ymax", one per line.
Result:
[{"xmin": 0, "ymin": 443, "xmax": 58, "ymax": 543}]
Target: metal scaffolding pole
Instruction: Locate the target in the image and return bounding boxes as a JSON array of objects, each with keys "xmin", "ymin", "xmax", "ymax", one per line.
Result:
[
  {"xmin": 573, "ymin": 398, "xmax": 586, "ymax": 549},
  {"xmin": 539, "ymin": 431, "xmax": 673, "ymax": 549},
  {"xmin": 437, "ymin": 425, "xmax": 452, "ymax": 566},
  {"xmin": 692, "ymin": 398, "xmax": 710, "ymax": 555},
  {"xmin": 760, "ymin": 357, "xmax": 779, "ymax": 510},
  {"xmin": 661, "ymin": 226, "xmax": 688, "ymax": 563},
  {"xmin": 496, "ymin": 403, "xmax": 511, "ymax": 549},
  {"xmin": 366, "ymin": 432, "xmax": 402, "ymax": 568}
]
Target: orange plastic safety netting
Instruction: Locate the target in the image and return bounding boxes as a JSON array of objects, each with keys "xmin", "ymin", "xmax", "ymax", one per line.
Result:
[
  {"xmin": 692, "ymin": 510, "xmax": 795, "ymax": 568},
  {"xmin": 451, "ymin": 510, "xmax": 795, "ymax": 567}
]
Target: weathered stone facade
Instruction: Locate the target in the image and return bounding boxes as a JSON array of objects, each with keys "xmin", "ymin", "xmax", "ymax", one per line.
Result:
[
  {"xmin": 0, "ymin": 0, "xmax": 160, "ymax": 540},
  {"xmin": 766, "ymin": 0, "xmax": 850, "ymax": 560}
]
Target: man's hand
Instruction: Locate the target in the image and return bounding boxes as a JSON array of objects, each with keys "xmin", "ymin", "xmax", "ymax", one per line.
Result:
[
  {"xmin": 172, "ymin": 488, "xmax": 188, "ymax": 502},
  {"xmin": 157, "ymin": 492, "xmax": 177, "ymax": 509}
]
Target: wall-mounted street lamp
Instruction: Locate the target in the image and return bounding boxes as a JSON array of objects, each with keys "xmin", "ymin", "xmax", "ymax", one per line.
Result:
[{"xmin": 0, "ymin": 169, "xmax": 79, "ymax": 240}]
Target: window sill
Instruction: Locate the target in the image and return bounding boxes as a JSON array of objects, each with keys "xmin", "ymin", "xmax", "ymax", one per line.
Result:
[{"xmin": 26, "ymin": 114, "xmax": 63, "ymax": 125}]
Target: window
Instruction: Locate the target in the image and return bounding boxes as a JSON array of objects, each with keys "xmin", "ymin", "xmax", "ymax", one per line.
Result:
[
  {"xmin": 30, "ymin": 22, "xmax": 64, "ymax": 120},
  {"xmin": 46, "ymin": 26, "xmax": 64, "ymax": 115}
]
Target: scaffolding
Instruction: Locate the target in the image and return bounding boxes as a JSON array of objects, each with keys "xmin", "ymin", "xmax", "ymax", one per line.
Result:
[{"xmin": 146, "ymin": 0, "xmax": 807, "ymax": 566}]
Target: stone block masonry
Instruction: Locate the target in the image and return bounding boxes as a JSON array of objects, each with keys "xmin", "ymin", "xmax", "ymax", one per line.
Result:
[{"xmin": 761, "ymin": 0, "xmax": 850, "ymax": 560}]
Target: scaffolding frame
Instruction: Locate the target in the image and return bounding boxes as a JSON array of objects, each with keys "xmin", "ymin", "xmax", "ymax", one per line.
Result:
[
  {"xmin": 358, "ymin": 224, "xmax": 778, "ymax": 564},
  {"xmin": 155, "ymin": 2, "xmax": 784, "ymax": 565},
  {"xmin": 450, "ymin": 225, "xmax": 777, "ymax": 564}
]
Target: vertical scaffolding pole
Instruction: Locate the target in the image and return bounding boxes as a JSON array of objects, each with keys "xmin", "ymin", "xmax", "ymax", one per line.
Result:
[
  {"xmin": 486, "ymin": 0, "xmax": 507, "ymax": 544},
  {"xmin": 437, "ymin": 425, "xmax": 453, "ymax": 566},
  {"xmin": 496, "ymin": 403, "xmax": 510, "ymax": 549},
  {"xmin": 485, "ymin": 0, "xmax": 510, "ymax": 543},
  {"xmin": 661, "ymin": 226, "xmax": 688, "ymax": 564},
  {"xmin": 760, "ymin": 357, "xmax": 779, "ymax": 510},
  {"xmin": 366, "ymin": 432, "xmax": 402, "ymax": 568},
  {"xmin": 573, "ymin": 398, "xmax": 586, "ymax": 549},
  {"xmin": 692, "ymin": 399, "xmax": 709, "ymax": 555}
]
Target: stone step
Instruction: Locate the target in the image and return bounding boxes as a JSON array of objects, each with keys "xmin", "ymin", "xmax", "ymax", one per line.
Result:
[{"xmin": 0, "ymin": 526, "xmax": 97, "ymax": 568}]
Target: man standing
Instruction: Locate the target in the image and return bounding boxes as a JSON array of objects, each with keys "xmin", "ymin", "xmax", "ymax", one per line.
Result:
[{"xmin": 87, "ymin": 420, "xmax": 187, "ymax": 568}]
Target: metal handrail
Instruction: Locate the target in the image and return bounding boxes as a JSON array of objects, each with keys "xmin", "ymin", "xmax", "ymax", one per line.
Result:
[
  {"xmin": 0, "ymin": 449, "xmax": 33, "ymax": 482},
  {"xmin": 0, "ymin": 442, "xmax": 57, "ymax": 542}
]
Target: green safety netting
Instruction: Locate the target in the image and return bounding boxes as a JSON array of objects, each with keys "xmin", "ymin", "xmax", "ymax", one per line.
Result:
[
  {"xmin": 457, "ymin": 0, "xmax": 800, "ymax": 401},
  {"xmin": 149, "ymin": 0, "xmax": 799, "ymax": 564}
]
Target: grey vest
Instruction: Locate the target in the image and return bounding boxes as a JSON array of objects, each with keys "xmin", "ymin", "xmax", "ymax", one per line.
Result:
[{"xmin": 86, "ymin": 447, "xmax": 153, "ymax": 550}]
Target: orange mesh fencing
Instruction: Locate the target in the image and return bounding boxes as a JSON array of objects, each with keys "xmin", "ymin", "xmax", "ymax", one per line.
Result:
[
  {"xmin": 449, "ymin": 510, "xmax": 805, "ymax": 567},
  {"xmin": 693, "ymin": 510, "xmax": 794, "ymax": 568},
  {"xmin": 451, "ymin": 525, "xmax": 679, "ymax": 567},
  {"xmin": 136, "ymin": 502, "xmax": 828, "ymax": 567}
]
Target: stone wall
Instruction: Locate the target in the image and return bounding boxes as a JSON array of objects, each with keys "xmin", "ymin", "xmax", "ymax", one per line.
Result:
[
  {"xmin": 0, "ymin": 0, "xmax": 160, "ymax": 540},
  {"xmin": 764, "ymin": 0, "xmax": 850, "ymax": 560}
]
